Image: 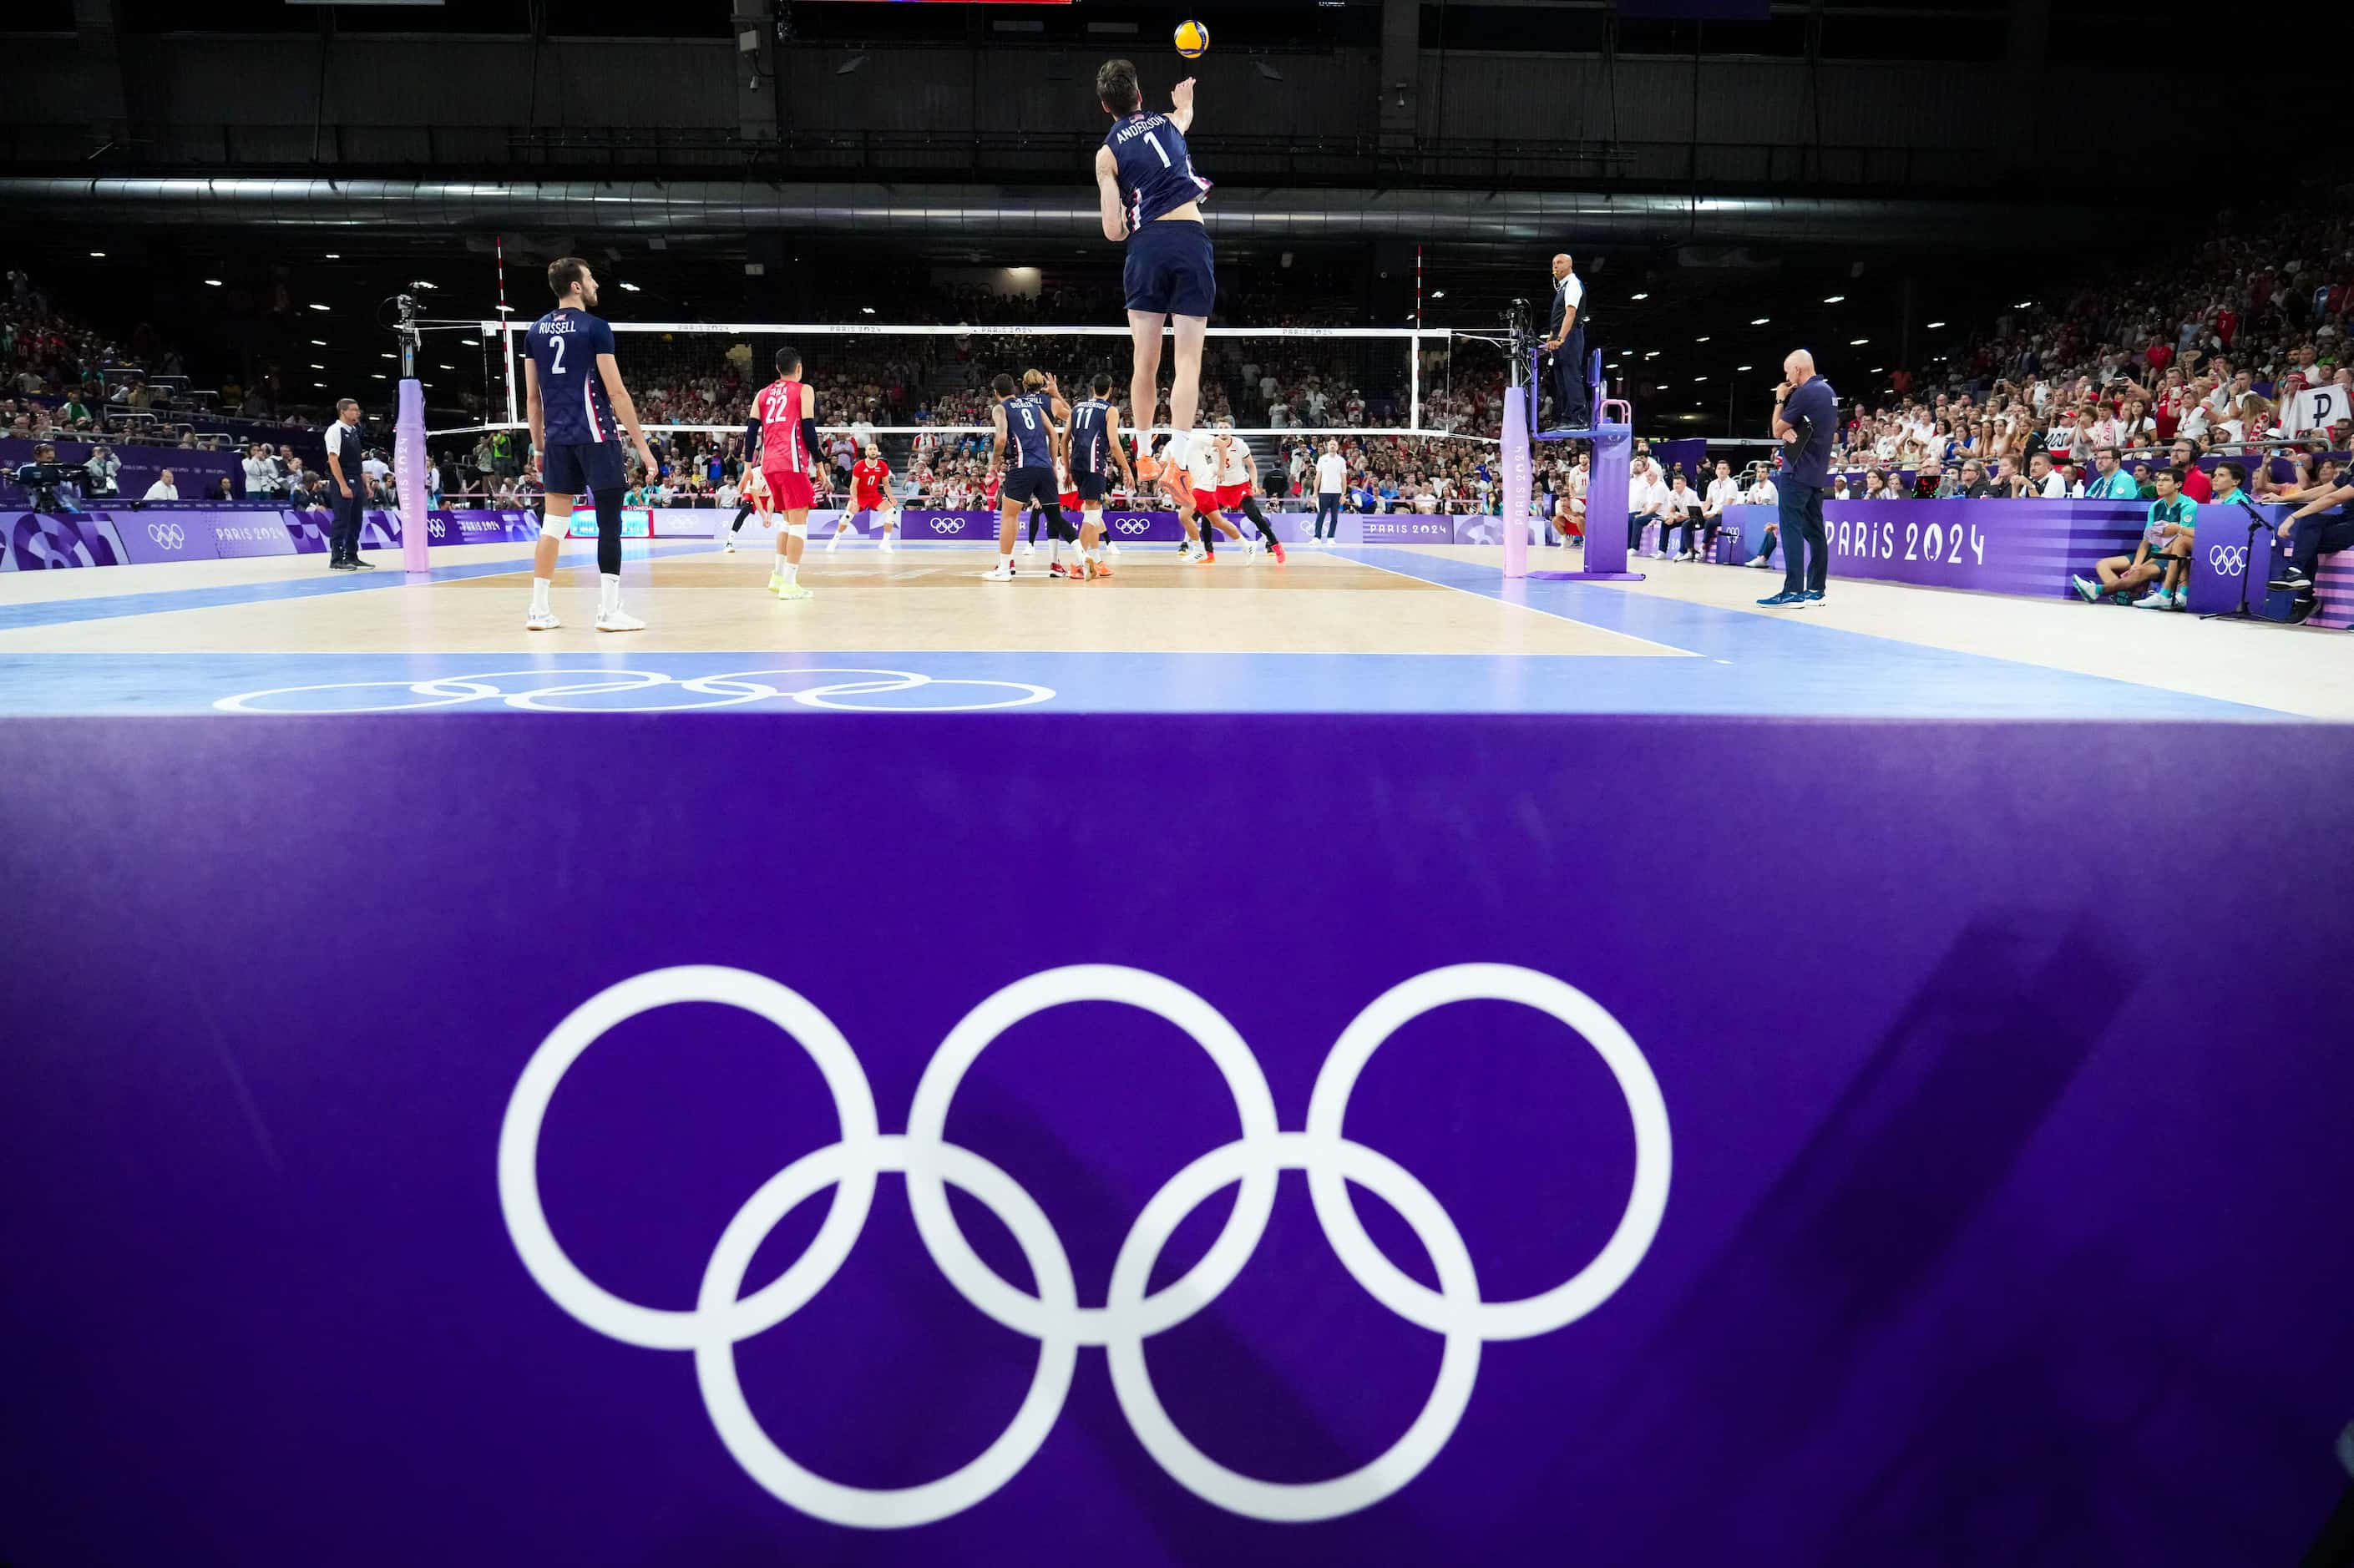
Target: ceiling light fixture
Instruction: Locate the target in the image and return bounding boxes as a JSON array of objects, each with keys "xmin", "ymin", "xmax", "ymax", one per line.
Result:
[{"xmin": 1824, "ymin": 295, "xmax": 1845, "ymax": 304}]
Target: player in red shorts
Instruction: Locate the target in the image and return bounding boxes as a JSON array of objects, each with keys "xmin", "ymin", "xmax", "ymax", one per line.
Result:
[
  {"xmin": 749, "ymin": 344, "xmax": 829, "ymax": 601},
  {"xmin": 831, "ymin": 442, "xmax": 900, "ymax": 555},
  {"xmin": 721, "ymin": 463, "xmax": 771, "ymax": 553},
  {"xmin": 1151, "ymin": 439, "xmax": 1231, "ymax": 563},
  {"xmin": 1188, "ymin": 423, "xmax": 1281, "ymax": 564}
]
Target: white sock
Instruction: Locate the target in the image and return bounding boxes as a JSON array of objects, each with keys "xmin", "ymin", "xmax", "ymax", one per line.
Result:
[
  {"xmin": 1048, "ymin": 538, "xmax": 1061, "ymax": 564},
  {"xmin": 598, "ymin": 574, "xmax": 620, "ymax": 614},
  {"xmin": 529, "ymin": 577, "xmax": 551, "ymax": 615},
  {"xmin": 782, "ymin": 562, "xmax": 798, "ymax": 586},
  {"xmin": 1163, "ymin": 428, "xmax": 1189, "ymax": 471}
]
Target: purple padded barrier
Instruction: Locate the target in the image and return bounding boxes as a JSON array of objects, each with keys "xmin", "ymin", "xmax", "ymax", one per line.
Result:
[
  {"xmin": 3, "ymin": 716, "xmax": 2351, "ymax": 1567},
  {"xmin": 1502, "ymin": 371, "xmax": 1531, "ymax": 577},
  {"xmin": 13, "ymin": 507, "xmax": 539, "ymax": 566},
  {"xmin": 397, "ymin": 380, "xmax": 430, "ymax": 572},
  {"xmin": 2184, "ymin": 502, "xmax": 2300, "ymax": 620},
  {"xmin": 1, "ymin": 509, "xmax": 130, "ymax": 569},
  {"xmin": 0, "ymin": 436, "xmax": 243, "ymax": 506},
  {"xmin": 2316, "ymin": 549, "xmax": 2354, "ymax": 630},
  {"xmin": 1721, "ymin": 498, "xmax": 2139, "ymax": 596}
]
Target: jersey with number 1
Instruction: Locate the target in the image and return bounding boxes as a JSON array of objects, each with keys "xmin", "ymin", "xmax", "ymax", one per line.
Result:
[
  {"xmin": 1003, "ymin": 392, "xmax": 1055, "ymax": 470},
  {"xmin": 527, "ymin": 306, "xmax": 617, "ymax": 445},
  {"xmin": 754, "ymin": 377, "xmax": 811, "ymax": 478},
  {"xmin": 1105, "ymin": 112, "xmax": 1212, "ymax": 233}
]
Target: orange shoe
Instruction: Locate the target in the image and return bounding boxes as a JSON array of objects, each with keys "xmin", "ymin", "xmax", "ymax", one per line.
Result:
[
  {"xmin": 1270, "ymin": 539, "xmax": 1288, "ymax": 564},
  {"xmin": 1093, "ymin": 560, "xmax": 1115, "ymax": 579}
]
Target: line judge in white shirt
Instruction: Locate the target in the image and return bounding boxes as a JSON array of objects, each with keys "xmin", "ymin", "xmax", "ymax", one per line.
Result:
[
  {"xmin": 141, "ymin": 469, "xmax": 179, "ymax": 502},
  {"xmin": 1702, "ymin": 459, "xmax": 1742, "ymax": 562},
  {"xmin": 1314, "ymin": 440, "xmax": 1347, "ymax": 542}
]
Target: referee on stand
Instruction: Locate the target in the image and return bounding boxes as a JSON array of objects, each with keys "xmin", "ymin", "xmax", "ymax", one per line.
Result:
[
  {"xmin": 1541, "ymin": 253, "xmax": 1588, "ymax": 432},
  {"xmin": 324, "ymin": 397, "xmax": 372, "ymax": 570}
]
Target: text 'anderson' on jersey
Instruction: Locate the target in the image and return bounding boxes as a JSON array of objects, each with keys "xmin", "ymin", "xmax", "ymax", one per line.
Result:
[{"xmin": 1105, "ymin": 112, "xmax": 1212, "ymax": 234}]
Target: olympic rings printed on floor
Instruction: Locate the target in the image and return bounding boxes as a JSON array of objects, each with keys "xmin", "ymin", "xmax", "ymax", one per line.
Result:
[
  {"xmin": 212, "ymin": 667, "xmax": 1056, "ymax": 714},
  {"xmin": 498, "ymin": 963, "xmax": 1672, "ymax": 1528}
]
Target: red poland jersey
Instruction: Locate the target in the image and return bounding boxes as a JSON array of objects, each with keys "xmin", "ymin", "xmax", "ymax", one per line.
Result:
[
  {"xmin": 754, "ymin": 378, "xmax": 810, "ymax": 476},
  {"xmin": 851, "ymin": 458, "xmax": 890, "ymax": 504}
]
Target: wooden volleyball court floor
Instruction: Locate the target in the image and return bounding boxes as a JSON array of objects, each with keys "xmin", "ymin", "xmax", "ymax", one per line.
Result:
[{"xmin": 0, "ymin": 537, "xmax": 2346, "ymax": 720}]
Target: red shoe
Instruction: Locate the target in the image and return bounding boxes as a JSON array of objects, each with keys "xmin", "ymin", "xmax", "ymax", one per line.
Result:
[
  {"xmin": 1049, "ymin": 561, "xmax": 1073, "ymax": 579},
  {"xmin": 1197, "ymin": 552, "xmax": 1217, "ymax": 566},
  {"xmin": 1270, "ymin": 539, "xmax": 1288, "ymax": 564}
]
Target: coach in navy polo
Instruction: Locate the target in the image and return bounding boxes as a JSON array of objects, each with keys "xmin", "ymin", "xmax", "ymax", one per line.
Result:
[{"xmin": 1761, "ymin": 351, "xmax": 1835, "ymax": 607}]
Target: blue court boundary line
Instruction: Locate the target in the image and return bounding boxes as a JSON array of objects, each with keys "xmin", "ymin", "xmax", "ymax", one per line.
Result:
[
  {"xmin": 1318, "ymin": 544, "xmax": 2298, "ymax": 721},
  {"xmin": 0, "ymin": 541, "xmax": 716, "ymax": 632}
]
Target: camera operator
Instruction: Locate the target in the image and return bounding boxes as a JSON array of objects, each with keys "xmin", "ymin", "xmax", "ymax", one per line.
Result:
[
  {"xmin": 11, "ymin": 442, "xmax": 92, "ymax": 513},
  {"xmin": 84, "ymin": 443, "xmax": 120, "ymax": 498}
]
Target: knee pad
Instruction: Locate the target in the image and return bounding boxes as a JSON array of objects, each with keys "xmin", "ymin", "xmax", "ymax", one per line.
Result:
[
  {"xmin": 539, "ymin": 512, "xmax": 570, "ymax": 541},
  {"xmin": 786, "ymin": 523, "xmax": 808, "ymax": 540}
]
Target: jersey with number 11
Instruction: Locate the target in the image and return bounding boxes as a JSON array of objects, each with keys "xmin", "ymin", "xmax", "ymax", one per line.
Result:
[{"xmin": 1105, "ymin": 112, "xmax": 1212, "ymax": 234}]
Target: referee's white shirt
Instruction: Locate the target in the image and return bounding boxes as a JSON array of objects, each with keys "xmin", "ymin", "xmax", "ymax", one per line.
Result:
[
  {"xmin": 1553, "ymin": 273, "xmax": 1585, "ymax": 331},
  {"xmin": 327, "ymin": 420, "xmax": 359, "ymax": 490},
  {"xmin": 1316, "ymin": 452, "xmax": 1347, "ymax": 493}
]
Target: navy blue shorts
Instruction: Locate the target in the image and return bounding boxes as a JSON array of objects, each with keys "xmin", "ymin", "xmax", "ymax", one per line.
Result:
[
  {"xmin": 1123, "ymin": 220, "xmax": 1216, "ymax": 318},
  {"xmin": 541, "ymin": 440, "xmax": 625, "ymax": 498},
  {"xmin": 1001, "ymin": 467, "xmax": 1059, "ymax": 506},
  {"xmin": 1074, "ymin": 471, "xmax": 1110, "ymax": 503}
]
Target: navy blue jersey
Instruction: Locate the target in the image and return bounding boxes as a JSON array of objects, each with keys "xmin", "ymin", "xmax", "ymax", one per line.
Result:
[
  {"xmin": 1104, "ymin": 112, "xmax": 1212, "ymax": 234},
  {"xmin": 526, "ymin": 307, "xmax": 619, "ymax": 446},
  {"xmin": 1069, "ymin": 397, "xmax": 1116, "ymax": 476},
  {"xmin": 1002, "ymin": 392, "xmax": 1056, "ymax": 469}
]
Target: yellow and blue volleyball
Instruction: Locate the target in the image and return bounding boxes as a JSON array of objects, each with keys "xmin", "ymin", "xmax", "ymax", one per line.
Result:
[{"xmin": 1174, "ymin": 20, "xmax": 1210, "ymax": 58}]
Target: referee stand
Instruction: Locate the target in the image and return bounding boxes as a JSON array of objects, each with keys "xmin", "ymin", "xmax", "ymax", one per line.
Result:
[{"xmin": 1504, "ymin": 341, "xmax": 1639, "ymax": 583}]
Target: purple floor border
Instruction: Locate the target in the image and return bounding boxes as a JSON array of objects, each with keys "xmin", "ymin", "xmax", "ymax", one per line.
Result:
[{"xmin": 5, "ymin": 712, "xmax": 2350, "ymax": 1567}]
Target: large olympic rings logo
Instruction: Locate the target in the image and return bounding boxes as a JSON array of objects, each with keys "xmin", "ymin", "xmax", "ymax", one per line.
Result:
[
  {"xmin": 2207, "ymin": 544, "xmax": 2247, "ymax": 574},
  {"xmin": 146, "ymin": 523, "xmax": 186, "ymax": 549},
  {"xmin": 930, "ymin": 518, "xmax": 967, "ymax": 534},
  {"xmin": 211, "ymin": 667, "xmax": 1054, "ymax": 715},
  {"xmin": 499, "ymin": 963, "xmax": 1671, "ymax": 1529},
  {"xmin": 1113, "ymin": 518, "xmax": 1152, "ymax": 535}
]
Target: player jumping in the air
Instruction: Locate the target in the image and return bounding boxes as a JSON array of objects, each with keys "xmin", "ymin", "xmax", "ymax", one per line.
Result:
[
  {"xmin": 832, "ymin": 443, "xmax": 900, "ymax": 554},
  {"xmin": 983, "ymin": 370, "xmax": 1071, "ymax": 582},
  {"xmin": 721, "ymin": 463, "xmax": 771, "ymax": 553},
  {"xmin": 1064, "ymin": 372, "xmax": 1139, "ymax": 579},
  {"xmin": 750, "ymin": 345, "xmax": 828, "ymax": 602},
  {"xmin": 521, "ymin": 256, "xmax": 659, "ymax": 632},
  {"xmin": 1095, "ymin": 59, "xmax": 1212, "ymax": 480}
]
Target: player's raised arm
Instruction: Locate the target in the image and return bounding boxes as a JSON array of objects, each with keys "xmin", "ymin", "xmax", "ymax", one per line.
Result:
[
  {"xmin": 524, "ymin": 359, "xmax": 546, "ymax": 458},
  {"xmin": 595, "ymin": 352, "xmax": 657, "ymax": 480},
  {"xmin": 1094, "ymin": 146, "xmax": 1126, "ymax": 244},
  {"xmin": 1107, "ymin": 403, "xmax": 1139, "ymax": 491},
  {"xmin": 1169, "ymin": 77, "xmax": 1196, "ymax": 134}
]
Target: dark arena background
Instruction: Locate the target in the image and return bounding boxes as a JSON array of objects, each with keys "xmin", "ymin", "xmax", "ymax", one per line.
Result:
[{"xmin": 5, "ymin": 2, "xmax": 2353, "ymax": 1564}]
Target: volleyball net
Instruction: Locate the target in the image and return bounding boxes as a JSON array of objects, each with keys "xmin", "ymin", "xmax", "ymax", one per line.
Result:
[{"xmin": 428, "ymin": 321, "xmax": 1504, "ymax": 450}]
